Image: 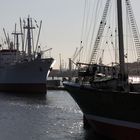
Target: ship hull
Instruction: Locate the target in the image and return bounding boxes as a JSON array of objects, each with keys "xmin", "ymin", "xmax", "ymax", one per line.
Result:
[
  {"xmin": 86, "ymin": 114, "xmax": 140, "ymax": 140},
  {"xmin": 0, "ymin": 83, "xmax": 46, "ymax": 94},
  {"xmin": 64, "ymin": 82, "xmax": 140, "ymax": 140},
  {"xmin": 0, "ymin": 58, "xmax": 54, "ymax": 94}
]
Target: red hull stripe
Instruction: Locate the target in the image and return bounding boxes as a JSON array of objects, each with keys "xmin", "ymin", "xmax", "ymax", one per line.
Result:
[
  {"xmin": 86, "ymin": 114, "xmax": 140, "ymax": 129},
  {"xmin": 87, "ymin": 119, "xmax": 140, "ymax": 140}
]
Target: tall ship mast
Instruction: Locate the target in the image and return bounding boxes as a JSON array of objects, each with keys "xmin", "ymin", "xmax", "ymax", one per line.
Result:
[{"xmin": 64, "ymin": 0, "xmax": 140, "ymax": 139}]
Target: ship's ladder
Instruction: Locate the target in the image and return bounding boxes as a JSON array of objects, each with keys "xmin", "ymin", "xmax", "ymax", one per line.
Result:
[{"xmin": 125, "ymin": 0, "xmax": 140, "ymax": 61}]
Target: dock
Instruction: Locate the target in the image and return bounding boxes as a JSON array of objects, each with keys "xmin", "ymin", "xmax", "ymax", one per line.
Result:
[
  {"xmin": 47, "ymin": 79, "xmax": 65, "ymax": 90},
  {"xmin": 47, "ymin": 69, "xmax": 77, "ymax": 90}
]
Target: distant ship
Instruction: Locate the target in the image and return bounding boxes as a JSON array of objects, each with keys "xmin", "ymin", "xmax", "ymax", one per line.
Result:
[
  {"xmin": 0, "ymin": 16, "xmax": 54, "ymax": 93},
  {"xmin": 64, "ymin": 0, "xmax": 140, "ymax": 139}
]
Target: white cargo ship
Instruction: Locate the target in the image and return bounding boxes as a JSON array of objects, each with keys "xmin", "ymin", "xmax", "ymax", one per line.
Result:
[{"xmin": 0, "ymin": 16, "xmax": 54, "ymax": 93}]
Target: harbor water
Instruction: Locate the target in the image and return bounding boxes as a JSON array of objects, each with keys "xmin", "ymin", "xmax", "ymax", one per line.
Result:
[{"xmin": 0, "ymin": 90, "xmax": 107, "ymax": 140}]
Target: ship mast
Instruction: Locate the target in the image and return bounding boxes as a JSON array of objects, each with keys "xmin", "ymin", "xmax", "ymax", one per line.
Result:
[
  {"xmin": 12, "ymin": 32, "xmax": 22, "ymax": 51},
  {"xmin": 117, "ymin": 0, "xmax": 126, "ymax": 81},
  {"xmin": 24, "ymin": 17, "xmax": 35, "ymax": 59}
]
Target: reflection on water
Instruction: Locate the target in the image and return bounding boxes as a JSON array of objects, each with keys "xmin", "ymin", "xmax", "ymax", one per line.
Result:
[{"xmin": 0, "ymin": 90, "xmax": 106, "ymax": 140}]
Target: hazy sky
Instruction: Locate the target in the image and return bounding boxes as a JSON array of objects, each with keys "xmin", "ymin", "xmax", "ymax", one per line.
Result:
[
  {"xmin": 0, "ymin": 0, "xmax": 140, "ymax": 69},
  {"xmin": 0, "ymin": 0, "xmax": 84, "ymax": 69}
]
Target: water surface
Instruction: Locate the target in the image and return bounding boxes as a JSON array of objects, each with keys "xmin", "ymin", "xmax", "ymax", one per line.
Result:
[{"xmin": 0, "ymin": 90, "xmax": 105, "ymax": 140}]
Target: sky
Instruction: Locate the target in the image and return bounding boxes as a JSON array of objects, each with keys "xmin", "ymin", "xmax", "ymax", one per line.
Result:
[
  {"xmin": 0, "ymin": 0, "xmax": 140, "ymax": 69},
  {"xmin": 0, "ymin": 0, "xmax": 84, "ymax": 69}
]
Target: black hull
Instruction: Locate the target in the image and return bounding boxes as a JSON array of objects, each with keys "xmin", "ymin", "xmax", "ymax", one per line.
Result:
[
  {"xmin": 0, "ymin": 83, "xmax": 47, "ymax": 94},
  {"xmin": 63, "ymin": 82, "xmax": 140, "ymax": 140}
]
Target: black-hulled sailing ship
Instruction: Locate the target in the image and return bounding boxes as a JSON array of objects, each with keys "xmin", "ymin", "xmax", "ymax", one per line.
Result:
[{"xmin": 63, "ymin": 0, "xmax": 140, "ymax": 139}]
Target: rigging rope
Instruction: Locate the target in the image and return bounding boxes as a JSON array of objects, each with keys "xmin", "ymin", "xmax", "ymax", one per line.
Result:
[
  {"xmin": 80, "ymin": 0, "xmax": 87, "ymax": 42},
  {"xmin": 96, "ymin": 0, "xmax": 114, "ymax": 63},
  {"xmin": 79, "ymin": 0, "xmax": 140, "ymax": 67},
  {"xmin": 84, "ymin": 0, "xmax": 100, "ymax": 62},
  {"xmin": 125, "ymin": 0, "xmax": 140, "ymax": 61},
  {"xmin": 89, "ymin": 0, "xmax": 111, "ymax": 64},
  {"xmin": 86, "ymin": 0, "xmax": 102, "ymax": 63},
  {"xmin": 125, "ymin": 0, "xmax": 139, "ymax": 74},
  {"xmin": 80, "ymin": 0, "xmax": 103, "ymax": 63}
]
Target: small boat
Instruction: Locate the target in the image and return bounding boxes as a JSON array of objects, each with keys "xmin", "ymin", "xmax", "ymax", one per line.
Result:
[
  {"xmin": 0, "ymin": 16, "xmax": 55, "ymax": 94},
  {"xmin": 64, "ymin": 0, "xmax": 140, "ymax": 139}
]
